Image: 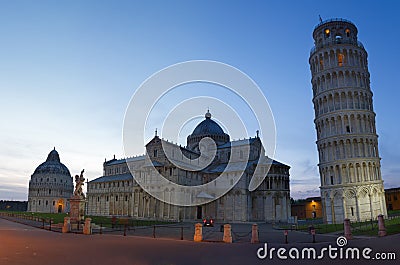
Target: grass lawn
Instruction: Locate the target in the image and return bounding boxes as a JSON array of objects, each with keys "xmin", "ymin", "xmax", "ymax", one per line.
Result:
[
  {"xmin": 0, "ymin": 210, "xmax": 174, "ymax": 227},
  {"xmin": 352, "ymin": 217, "xmax": 400, "ymax": 236},
  {"xmin": 280, "ymin": 217, "xmax": 400, "ymax": 236}
]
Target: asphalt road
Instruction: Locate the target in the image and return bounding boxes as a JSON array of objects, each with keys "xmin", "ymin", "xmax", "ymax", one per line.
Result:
[{"xmin": 0, "ymin": 218, "xmax": 399, "ymax": 265}]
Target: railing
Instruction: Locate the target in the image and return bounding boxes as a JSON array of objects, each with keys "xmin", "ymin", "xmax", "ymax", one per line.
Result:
[
  {"xmin": 310, "ymin": 39, "xmax": 364, "ymax": 55},
  {"xmin": 0, "ymin": 212, "xmax": 61, "ymax": 232},
  {"xmin": 313, "ymin": 18, "xmax": 355, "ymax": 31}
]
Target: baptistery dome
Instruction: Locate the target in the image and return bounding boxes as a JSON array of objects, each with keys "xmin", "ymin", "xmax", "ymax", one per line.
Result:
[
  {"xmin": 187, "ymin": 111, "xmax": 230, "ymax": 151},
  {"xmin": 33, "ymin": 149, "xmax": 71, "ymax": 176}
]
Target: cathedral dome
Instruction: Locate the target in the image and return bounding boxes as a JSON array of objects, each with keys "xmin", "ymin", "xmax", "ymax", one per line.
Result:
[
  {"xmin": 191, "ymin": 111, "xmax": 225, "ymax": 136},
  {"xmin": 187, "ymin": 111, "xmax": 230, "ymax": 151},
  {"xmin": 33, "ymin": 148, "xmax": 71, "ymax": 176}
]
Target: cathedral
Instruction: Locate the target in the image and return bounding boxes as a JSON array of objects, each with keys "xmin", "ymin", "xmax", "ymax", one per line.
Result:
[
  {"xmin": 87, "ymin": 111, "xmax": 291, "ymax": 222},
  {"xmin": 27, "ymin": 148, "xmax": 74, "ymax": 213}
]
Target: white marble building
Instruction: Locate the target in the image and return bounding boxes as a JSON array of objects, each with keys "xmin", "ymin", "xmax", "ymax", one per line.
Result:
[
  {"xmin": 87, "ymin": 111, "xmax": 291, "ymax": 222},
  {"xmin": 309, "ymin": 18, "xmax": 387, "ymax": 223},
  {"xmin": 27, "ymin": 149, "xmax": 74, "ymax": 213}
]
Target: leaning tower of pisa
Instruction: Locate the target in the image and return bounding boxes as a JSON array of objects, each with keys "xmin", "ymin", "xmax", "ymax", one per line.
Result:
[{"xmin": 309, "ymin": 18, "xmax": 387, "ymax": 224}]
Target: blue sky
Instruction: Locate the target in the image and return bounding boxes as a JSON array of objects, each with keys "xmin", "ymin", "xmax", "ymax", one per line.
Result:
[{"xmin": 1, "ymin": 1, "xmax": 399, "ymax": 200}]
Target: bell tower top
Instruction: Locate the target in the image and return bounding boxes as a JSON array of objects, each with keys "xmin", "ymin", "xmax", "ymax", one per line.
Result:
[{"xmin": 311, "ymin": 18, "xmax": 360, "ymax": 53}]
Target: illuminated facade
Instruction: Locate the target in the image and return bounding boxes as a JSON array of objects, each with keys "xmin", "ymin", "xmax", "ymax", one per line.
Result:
[{"xmin": 385, "ymin": 187, "xmax": 400, "ymax": 211}]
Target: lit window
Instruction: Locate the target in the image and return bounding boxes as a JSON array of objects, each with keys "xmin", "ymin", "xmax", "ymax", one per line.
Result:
[
  {"xmin": 338, "ymin": 53, "xmax": 344, "ymax": 66},
  {"xmin": 345, "ymin": 28, "xmax": 350, "ymax": 37},
  {"xmin": 319, "ymin": 60, "xmax": 324, "ymax": 70},
  {"xmin": 325, "ymin": 29, "xmax": 330, "ymax": 38}
]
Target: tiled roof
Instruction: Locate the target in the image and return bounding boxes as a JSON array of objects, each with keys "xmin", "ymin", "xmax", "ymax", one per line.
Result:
[
  {"xmin": 105, "ymin": 155, "xmax": 145, "ymax": 166},
  {"xmin": 89, "ymin": 173, "xmax": 133, "ymax": 183}
]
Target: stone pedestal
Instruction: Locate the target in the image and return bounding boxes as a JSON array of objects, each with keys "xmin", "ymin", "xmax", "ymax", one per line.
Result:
[
  {"xmin": 223, "ymin": 224, "xmax": 232, "ymax": 243},
  {"xmin": 69, "ymin": 196, "xmax": 86, "ymax": 223},
  {"xmin": 83, "ymin": 218, "xmax": 92, "ymax": 235},
  {"xmin": 251, "ymin": 224, "xmax": 259, "ymax": 243},
  {"xmin": 62, "ymin": 217, "xmax": 71, "ymax": 233},
  {"xmin": 378, "ymin": 214, "xmax": 387, "ymax": 237},
  {"xmin": 193, "ymin": 223, "xmax": 203, "ymax": 242},
  {"xmin": 344, "ymin": 218, "xmax": 352, "ymax": 239}
]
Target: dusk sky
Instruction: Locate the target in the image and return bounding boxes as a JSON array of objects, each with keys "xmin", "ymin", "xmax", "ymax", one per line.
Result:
[{"xmin": 1, "ymin": 1, "xmax": 399, "ymax": 201}]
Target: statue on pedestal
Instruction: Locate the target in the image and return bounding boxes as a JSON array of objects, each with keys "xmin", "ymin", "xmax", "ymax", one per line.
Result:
[
  {"xmin": 74, "ymin": 169, "xmax": 85, "ymax": 199},
  {"xmin": 69, "ymin": 169, "xmax": 86, "ymax": 224}
]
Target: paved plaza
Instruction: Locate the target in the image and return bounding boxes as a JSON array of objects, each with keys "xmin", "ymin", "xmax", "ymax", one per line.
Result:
[{"xmin": 0, "ymin": 218, "xmax": 399, "ymax": 265}]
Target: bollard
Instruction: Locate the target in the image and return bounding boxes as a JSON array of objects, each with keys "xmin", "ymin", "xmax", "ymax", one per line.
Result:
[
  {"xmin": 153, "ymin": 226, "xmax": 156, "ymax": 238},
  {"xmin": 251, "ymin": 224, "xmax": 259, "ymax": 243},
  {"xmin": 180, "ymin": 227, "xmax": 183, "ymax": 240},
  {"xmin": 311, "ymin": 228, "xmax": 316, "ymax": 243},
  {"xmin": 49, "ymin": 219, "xmax": 52, "ymax": 231},
  {"xmin": 100, "ymin": 223, "xmax": 102, "ymax": 235},
  {"xmin": 378, "ymin": 214, "xmax": 387, "ymax": 237},
  {"xmin": 284, "ymin": 230, "xmax": 288, "ymax": 244},
  {"xmin": 193, "ymin": 223, "xmax": 203, "ymax": 242},
  {"xmin": 62, "ymin": 217, "xmax": 71, "ymax": 233},
  {"xmin": 83, "ymin": 218, "xmax": 92, "ymax": 235},
  {"xmin": 223, "ymin": 224, "xmax": 232, "ymax": 243},
  {"xmin": 343, "ymin": 218, "xmax": 352, "ymax": 239}
]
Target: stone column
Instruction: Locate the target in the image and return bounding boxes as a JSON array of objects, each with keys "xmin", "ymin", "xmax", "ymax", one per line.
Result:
[
  {"xmin": 369, "ymin": 194, "xmax": 374, "ymax": 220},
  {"xmin": 193, "ymin": 223, "xmax": 203, "ymax": 242},
  {"xmin": 343, "ymin": 218, "xmax": 352, "ymax": 239},
  {"xmin": 251, "ymin": 224, "xmax": 259, "ymax": 243},
  {"xmin": 378, "ymin": 214, "xmax": 387, "ymax": 237},
  {"xmin": 223, "ymin": 224, "xmax": 232, "ymax": 243},
  {"xmin": 83, "ymin": 218, "xmax": 92, "ymax": 235},
  {"xmin": 62, "ymin": 217, "xmax": 71, "ymax": 233}
]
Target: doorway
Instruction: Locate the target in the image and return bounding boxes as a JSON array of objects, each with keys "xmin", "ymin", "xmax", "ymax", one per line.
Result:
[
  {"xmin": 58, "ymin": 204, "xmax": 63, "ymax": 213},
  {"xmin": 196, "ymin": 206, "xmax": 202, "ymax": 219}
]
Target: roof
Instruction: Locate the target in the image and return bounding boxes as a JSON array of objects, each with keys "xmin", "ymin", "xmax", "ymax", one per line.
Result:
[
  {"xmin": 385, "ymin": 187, "xmax": 400, "ymax": 193},
  {"xmin": 190, "ymin": 112, "xmax": 226, "ymax": 137},
  {"xmin": 105, "ymin": 155, "xmax": 145, "ymax": 166},
  {"xmin": 218, "ymin": 137, "xmax": 258, "ymax": 149},
  {"xmin": 90, "ymin": 173, "xmax": 133, "ymax": 183},
  {"xmin": 306, "ymin": 197, "xmax": 321, "ymax": 202},
  {"xmin": 33, "ymin": 149, "xmax": 71, "ymax": 176}
]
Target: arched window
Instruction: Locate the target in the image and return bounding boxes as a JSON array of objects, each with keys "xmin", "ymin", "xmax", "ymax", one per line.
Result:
[
  {"xmin": 345, "ymin": 28, "xmax": 350, "ymax": 37},
  {"xmin": 338, "ymin": 53, "xmax": 344, "ymax": 66},
  {"xmin": 325, "ymin": 28, "xmax": 330, "ymax": 38}
]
